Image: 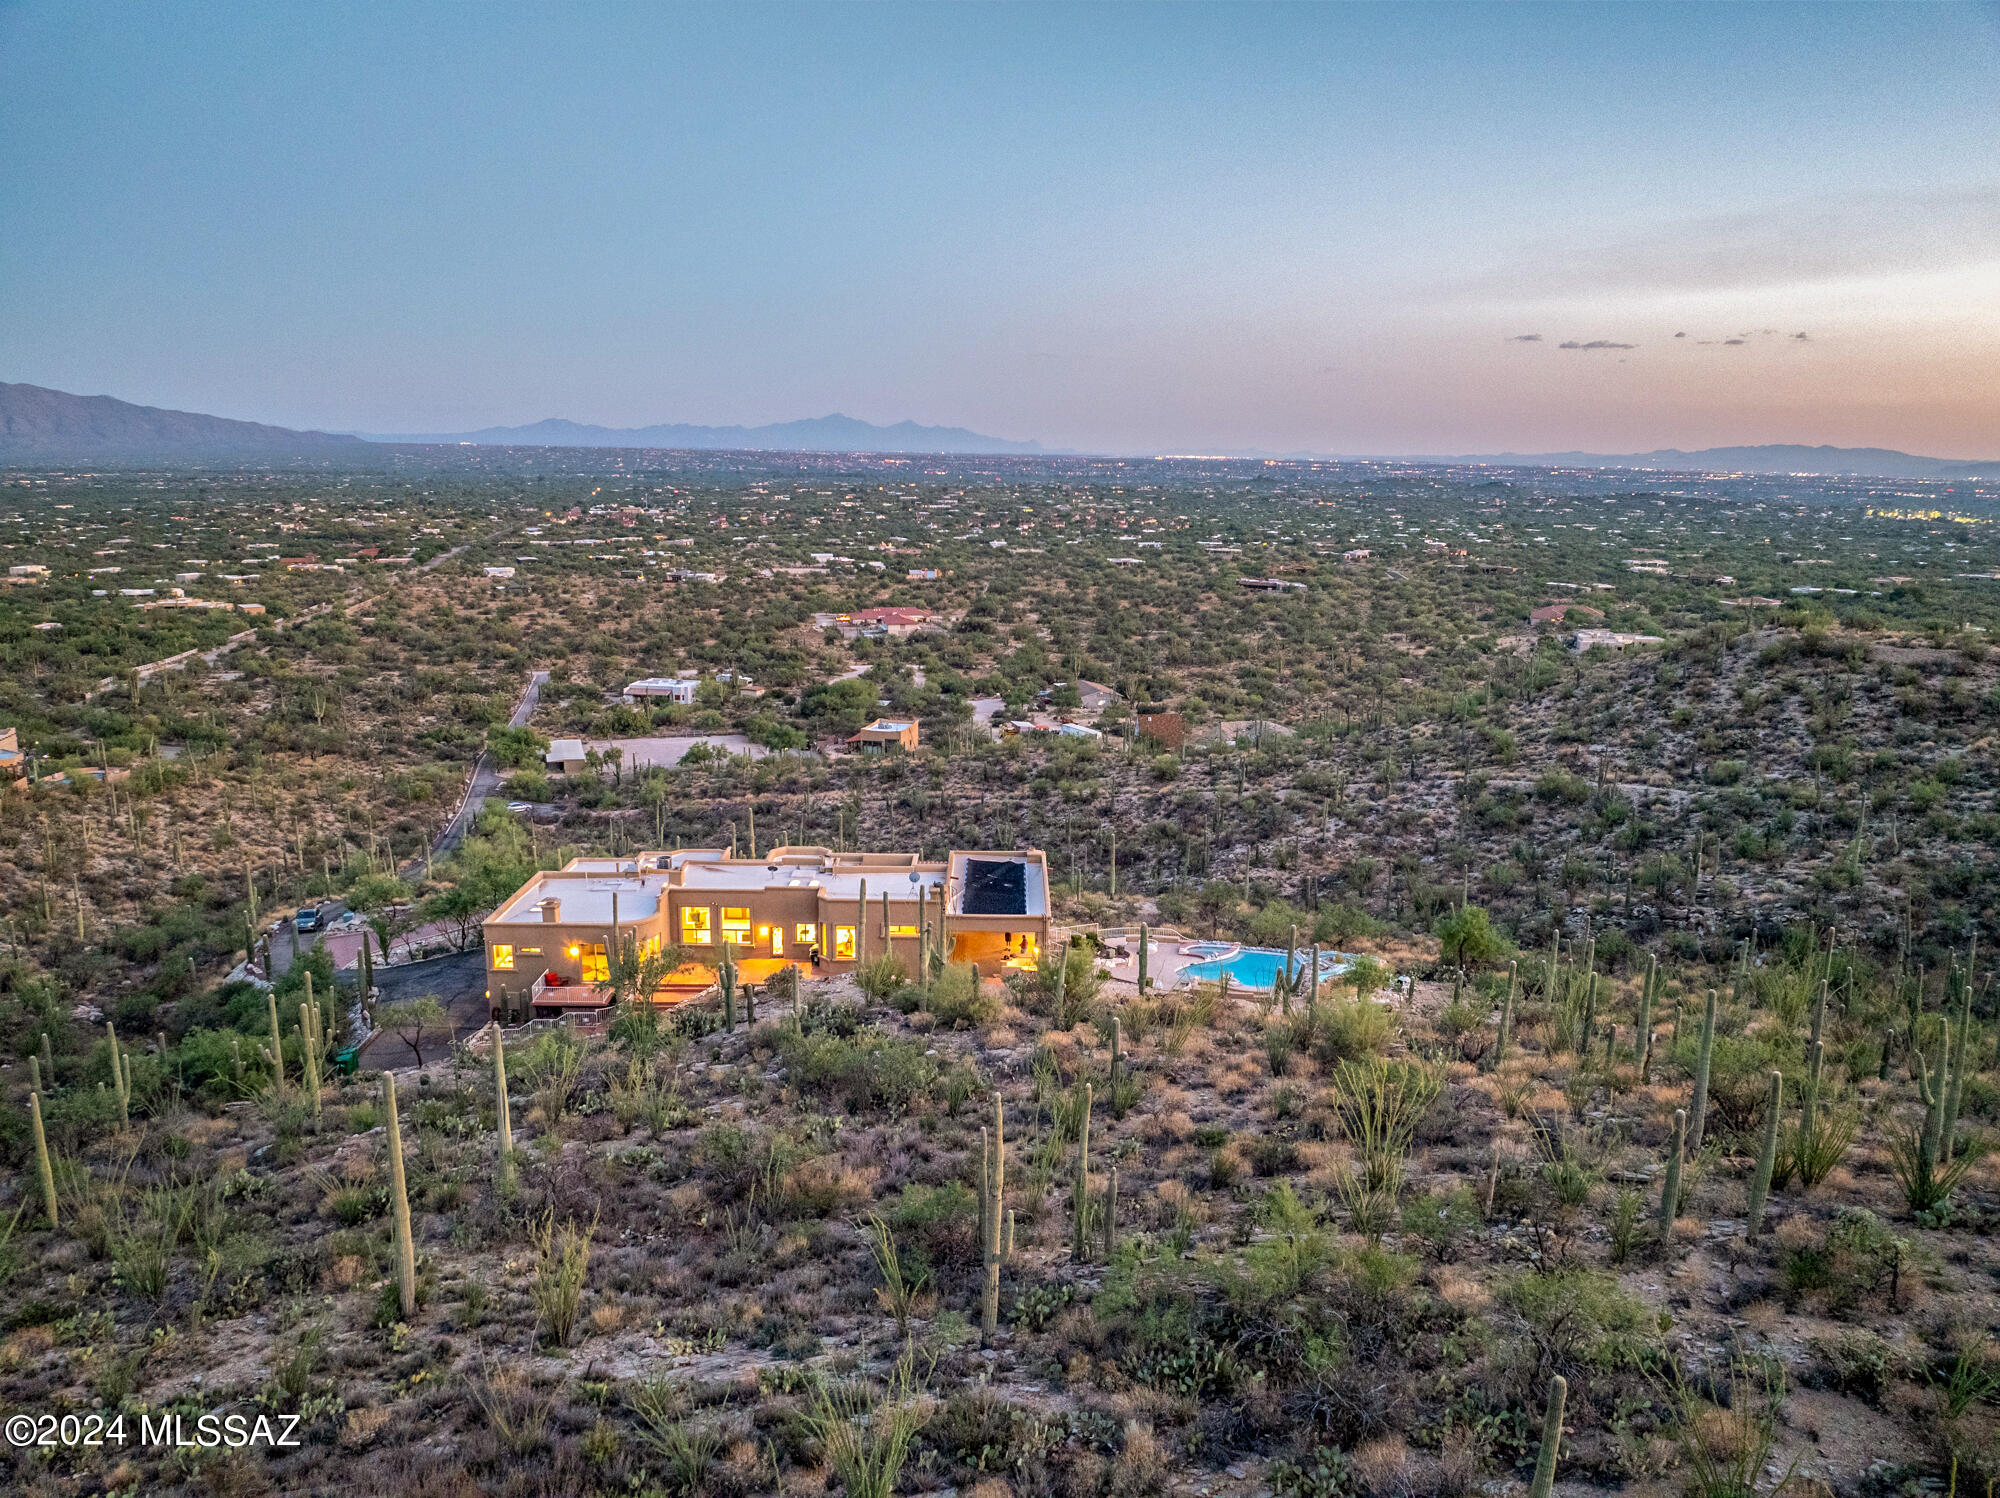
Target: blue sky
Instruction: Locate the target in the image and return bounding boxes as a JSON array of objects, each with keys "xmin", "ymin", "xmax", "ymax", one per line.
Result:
[{"xmin": 3, "ymin": 2, "xmax": 1998, "ymax": 455}]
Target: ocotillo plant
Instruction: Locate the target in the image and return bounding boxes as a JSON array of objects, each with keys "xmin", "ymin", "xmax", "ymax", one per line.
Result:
[
  {"xmin": 981, "ymin": 1092, "xmax": 1005, "ymax": 1335},
  {"xmin": 1529, "ymin": 1375, "xmax": 1567, "ymax": 1498},
  {"xmin": 1073, "ymin": 1081, "xmax": 1093, "ymax": 1261},
  {"xmin": 1688, "ymin": 989, "xmax": 1718, "ymax": 1150},
  {"xmin": 105, "ymin": 1021, "xmax": 129, "ymax": 1128},
  {"xmin": 1658, "ymin": 1108, "xmax": 1687, "ymax": 1242},
  {"xmin": 1492, "ymin": 960, "xmax": 1516, "ymax": 1071},
  {"xmin": 384, "ymin": 1072, "xmax": 417, "ymax": 1317},
  {"xmin": 1747, "ymin": 1070, "xmax": 1782, "ymax": 1237},
  {"xmin": 1137, "ymin": 923, "xmax": 1150, "ymax": 994},
  {"xmin": 30, "ymin": 1090, "xmax": 57, "ymax": 1228},
  {"xmin": 492, "ymin": 1022, "xmax": 515, "ymax": 1189}
]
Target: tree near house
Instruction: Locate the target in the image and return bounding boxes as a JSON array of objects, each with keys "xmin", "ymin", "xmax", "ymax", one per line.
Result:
[
  {"xmin": 1434, "ymin": 903, "xmax": 1507, "ymax": 971},
  {"xmin": 349, "ymin": 873, "xmax": 418, "ymax": 965},
  {"xmin": 377, "ymin": 993, "xmax": 450, "ymax": 1067}
]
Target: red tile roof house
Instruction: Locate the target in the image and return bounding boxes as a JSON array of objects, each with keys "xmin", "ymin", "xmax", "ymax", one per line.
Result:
[
  {"xmin": 1530, "ymin": 603, "xmax": 1605, "ymax": 626},
  {"xmin": 847, "ymin": 607, "xmax": 941, "ymax": 638}
]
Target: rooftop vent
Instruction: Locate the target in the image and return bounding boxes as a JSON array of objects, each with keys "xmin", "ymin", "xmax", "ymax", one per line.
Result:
[{"xmin": 539, "ymin": 896, "xmax": 562, "ymax": 923}]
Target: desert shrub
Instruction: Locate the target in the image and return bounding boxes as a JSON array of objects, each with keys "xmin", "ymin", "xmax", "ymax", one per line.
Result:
[
  {"xmin": 922, "ymin": 964, "xmax": 999, "ymax": 1028},
  {"xmin": 1500, "ymin": 1268, "xmax": 1654, "ymax": 1375},
  {"xmin": 887, "ymin": 1181, "xmax": 979, "ymax": 1269},
  {"xmin": 1400, "ymin": 1185, "xmax": 1480, "ymax": 1261},
  {"xmin": 855, "ymin": 953, "xmax": 908, "ymax": 1002},
  {"xmin": 777, "ymin": 1026, "xmax": 939, "ymax": 1115},
  {"xmin": 1310, "ymin": 996, "xmax": 1395, "ymax": 1065}
]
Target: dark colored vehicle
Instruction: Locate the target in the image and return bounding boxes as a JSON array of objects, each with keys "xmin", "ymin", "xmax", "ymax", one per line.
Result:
[{"xmin": 294, "ymin": 905, "xmax": 323, "ymax": 934}]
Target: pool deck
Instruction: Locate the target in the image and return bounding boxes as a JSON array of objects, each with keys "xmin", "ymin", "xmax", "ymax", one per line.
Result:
[{"xmin": 1091, "ymin": 929, "xmax": 1357, "ymax": 992}]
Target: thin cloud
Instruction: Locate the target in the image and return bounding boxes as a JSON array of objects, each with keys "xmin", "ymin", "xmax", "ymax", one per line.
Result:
[
  {"xmin": 1508, "ymin": 333, "xmax": 1544, "ymax": 342},
  {"xmin": 1454, "ymin": 185, "xmax": 2000, "ymax": 299},
  {"xmin": 1558, "ymin": 339, "xmax": 1636, "ymax": 351}
]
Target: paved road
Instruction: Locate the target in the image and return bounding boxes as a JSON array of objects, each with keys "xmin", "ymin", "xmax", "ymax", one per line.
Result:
[
  {"xmin": 401, "ymin": 668, "xmax": 547, "ymax": 878},
  {"xmin": 357, "ymin": 949, "xmax": 491, "ymax": 1064}
]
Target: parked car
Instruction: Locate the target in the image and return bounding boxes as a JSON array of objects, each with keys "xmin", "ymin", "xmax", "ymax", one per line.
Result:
[{"xmin": 294, "ymin": 904, "xmax": 323, "ymax": 934}]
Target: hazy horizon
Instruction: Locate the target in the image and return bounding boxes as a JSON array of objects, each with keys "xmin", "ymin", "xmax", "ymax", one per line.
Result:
[{"xmin": 4, "ymin": 2, "xmax": 1999, "ymax": 457}]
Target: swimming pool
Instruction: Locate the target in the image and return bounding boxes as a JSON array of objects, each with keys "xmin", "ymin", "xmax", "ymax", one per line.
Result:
[{"xmin": 1177, "ymin": 947, "xmax": 1353, "ymax": 991}]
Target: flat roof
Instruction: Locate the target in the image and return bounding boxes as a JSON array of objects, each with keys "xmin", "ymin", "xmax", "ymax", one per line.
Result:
[
  {"xmin": 546, "ymin": 738, "xmax": 586, "ymax": 759},
  {"xmin": 494, "ymin": 876, "xmax": 665, "ymax": 925}
]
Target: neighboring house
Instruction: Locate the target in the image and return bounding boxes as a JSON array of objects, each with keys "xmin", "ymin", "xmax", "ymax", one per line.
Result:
[
  {"xmin": 483, "ymin": 566, "xmax": 516, "ymax": 579},
  {"xmin": 836, "ymin": 607, "xmax": 940, "ymax": 639},
  {"xmin": 1135, "ymin": 711, "xmax": 1187, "ymax": 751},
  {"xmin": 1342, "ymin": 549, "xmax": 1372, "ymax": 563},
  {"xmin": 481, "ymin": 845, "xmax": 1051, "ymax": 1016},
  {"xmin": 1530, "ymin": 603, "xmax": 1604, "ymax": 626},
  {"xmin": 849, "ymin": 718, "xmax": 919, "ymax": 753},
  {"xmin": 1238, "ymin": 576, "xmax": 1307, "ymax": 592},
  {"xmin": 1572, "ymin": 628, "xmax": 1664, "ymax": 652},
  {"xmin": 0, "ymin": 728, "xmax": 21, "ymax": 777},
  {"xmin": 623, "ymin": 676, "xmax": 700, "ymax": 704},
  {"xmin": 544, "ymin": 738, "xmax": 589, "ymax": 775},
  {"xmin": 906, "ymin": 568, "xmax": 941, "ymax": 581}
]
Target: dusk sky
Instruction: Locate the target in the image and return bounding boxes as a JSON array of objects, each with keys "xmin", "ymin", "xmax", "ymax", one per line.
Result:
[{"xmin": 3, "ymin": 2, "xmax": 1998, "ymax": 457}]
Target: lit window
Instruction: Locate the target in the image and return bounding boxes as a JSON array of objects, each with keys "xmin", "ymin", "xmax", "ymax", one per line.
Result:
[
  {"xmin": 518, "ymin": 946, "xmax": 542, "ymax": 957},
  {"xmin": 491, "ymin": 944, "xmax": 515, "ymax": 971},
  {"xmin": 796, "ymin": 923, "xmax": 818, "ymax": 945},
  {"xmin": 681, "ymin": 906, "xmax": 713, "ymax": 945},
  {"xmin": 720, "ymin": 906, "xmax": 751, "ymax": 944},
  {"xmin": 579, "ymin": 943, "xmax": 608, "ymax": 983},
  {"xmin": 833, "ymin": 926, "xmax": 856, "ymax": 961},
  {"xmin": 888, "ymin": 924, "xmax": 918, "ymax": 938}
]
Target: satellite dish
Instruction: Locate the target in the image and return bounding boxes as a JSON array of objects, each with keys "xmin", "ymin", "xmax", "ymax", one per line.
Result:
[{"xmin": 908, "ymin": 870, "xmax": 921, "ymax": 885}]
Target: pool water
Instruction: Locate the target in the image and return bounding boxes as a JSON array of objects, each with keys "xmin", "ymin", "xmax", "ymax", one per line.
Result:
[{"xmin": 1179, "ymin": 947, "xmax": 1352, "ymax": 991}]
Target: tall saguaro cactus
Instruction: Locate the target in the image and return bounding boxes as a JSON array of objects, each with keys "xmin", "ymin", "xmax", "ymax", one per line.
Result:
[
  {"xmin": 105, "ymin": 1021, "xmax": 129, "ymax": 1129},
  {"xmin": 384, "ymin": 1073, "xmax": 417, "ymax": 1318},
  {"xmin": 720, "ymin": 942, "xmax": 737, "ymax": 1031},
  {"xmin": 1688, "ymin": 989, "xmax": 1718, "ymax": 1149},
  {"xmin": 1658, "ymin": 1108, "xmax": 1687, "ymax": 1242},
  {"xmin": 30, "ymin": 1090, "xmax": 57, "ymax": 1228},
  {"xmin": 1528, "ymin": 1375, "xmax": 1567, "ymax": 1498},
  {"xmin": 1747, "ymin": 1070, "xmax": 1782, "ymax": 1237},
  {"xmin": 264, "ymin": 989, "xmax": 286, "ymax": 1098},
  {"xmin": 1102, "ymin": 1164, "xmax": 1119, "ymax": 1260},
  {"xmin": 1635, "ymin": 954, "xmax": 1657, "ymax": 1062},
  {"xmin": 1073, "ymin": 1081, "xmax": 1093, "ymax": 1261},
  {"xmin": 1492, "ymin": 960, "xmax": 1517, "ymax": 1070},
  {"xmin": 491, "ymin": 1022, "xmax": 515, "ymax": 1189},
  {"xmin": 1137, "ymin": 923, "xmax": 1150, "ymax": 995},
  {"xmin": 856, "ymin": 878, "xmax": 868, "ymax": 967},
  {"xmin": 981, "ymin": 1092, "xmax": 1006, "ymax": 1335}
]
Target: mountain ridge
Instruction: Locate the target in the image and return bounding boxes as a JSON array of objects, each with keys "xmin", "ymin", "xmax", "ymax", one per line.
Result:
[
  {"xmin": 1410, "ymin": 443, "xmax": 2000, "ymax": 480},
  {"xmin": 0, "ymin": 382, "xmax": 367, "ymax": 460},
  {"xmin": 360, "ymin": 412, "xmax": 1045, "ymax": 455}
]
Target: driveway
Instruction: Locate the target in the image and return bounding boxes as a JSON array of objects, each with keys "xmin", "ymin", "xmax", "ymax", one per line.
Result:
[{"xmin": 358, "ymin": 948, "xmax": 491, "ymax": 1065}]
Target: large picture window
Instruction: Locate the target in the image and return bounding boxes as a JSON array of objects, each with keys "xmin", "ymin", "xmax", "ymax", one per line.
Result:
[
  {"xmin": 491, "ymin": 944, "xmax": 514, "ymax": 971},
  {"xmin": 833, "ymin": 926, "xmax": 856, "ymax": 961},
  {"xmin": 796, "ymin": 923, "xmax": 818, "ymax": 946},
  {"xmin": 720, "ymin": 907, "xmax": 751, "ymax": 945},
  {"xmin": 579, "ymin": 943, "xmax": 608, "ymax": 983},
  {"xmin": 681, "ymin": 906, "xmax": 713, "ymax": 945}
]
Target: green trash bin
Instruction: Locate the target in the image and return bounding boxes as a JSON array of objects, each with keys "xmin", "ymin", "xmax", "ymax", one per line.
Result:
[{"xmin": 331, "ymin": 1045, "xmax": 362, "ymax": 1078}]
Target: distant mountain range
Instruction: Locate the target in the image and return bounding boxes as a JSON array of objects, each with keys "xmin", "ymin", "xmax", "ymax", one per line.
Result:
[
  {"xmin": 0, "ymin": 382, "xmax": 367, "ymax": 461},
  {"xmin": 7, "ymin": 381, "xmax": 1998, "ymax": 478},
  {"xmin": 1428, "ymin": 444, "xmax": 2000, "ymax": 480},
  {"xmin": 360, "ymin": 413, "xmax": 1045, "ymax": 455}
]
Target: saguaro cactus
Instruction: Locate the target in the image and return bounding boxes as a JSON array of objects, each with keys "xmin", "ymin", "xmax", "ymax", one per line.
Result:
[
  {"xmin": 1137, "ymin": 923, "xmax": 1150, "ymax": 995},
  {"xmin": 1109, "ymin": 1016, "xmax": 1123, "ymax": 1094},
  {"xmin": 1747, "ymin": 1070, "xmax": 1782, "ymax": 1237},
  {"xmin": 720, "ymin": 942, "xmax": 737, "ymax": 1031},
  {"xmin": 1580, "ymin": 971, "xmax": 1598, "ymax": 1056},
  {"xmin": 981, "ymin": 1092, "xmax": 1005, "ymax": 1335},
  {"xmin": 1529, "ymin": 1375, "xmax": 1567, "ymax": 1498},
  {"xmin": 298, "ymin": 1002, "xmax": 322, "ymax": 1114},
  {"xmin": 384, "ymin": 1073, "xmax": 417, "ymax": 1317},
  {"xmin": 1102, "ymin": 1164, "xmax": 1119, "ymax": 1260},
  {"xmin": 1658, "ymin": 1107, "xmax": 1687, "ymax": 1242},
  {"xmin": 1073, "ymin": 1081, "xmax": 1093, "ymax": 1261},
  {"xmin": 1688, "ymin": 989, "xmax": 1718, "ymax": 1149},
  {"xmin": 105, "ymin": 1021, "xmax": 129, "ymax": 1128},
  {"xmin": 491, "ymin": 1021, "xmax": 515, "ymax": 1188},
  {"xmin": 265, "ymin": 989, "xmax": 286, "ymax": 1097},
  {"xmin": 30, "ymin": 1090, "xmax": 57, "ymax": 1228},
  {"xmin": 856, "ymin": 878, "xmax": 867, "ymax": 966},
  {"xmin": 1492, "ymin": 960, "xmax": 1517, "ymax": 1071},
  {"xmin": 1635, "ymin": 953, "xmax": 1657, "ymax": 1061}
]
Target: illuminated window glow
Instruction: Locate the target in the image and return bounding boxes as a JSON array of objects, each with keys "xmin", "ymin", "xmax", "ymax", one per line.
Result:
[{"xmin": 491, "ymin": 944, "xmax": 514, "ymax": 971}]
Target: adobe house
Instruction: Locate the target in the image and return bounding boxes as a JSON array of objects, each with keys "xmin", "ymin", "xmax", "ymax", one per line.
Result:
[
  {"xmin": 848, "ymin": 718, "xmax": 919, "ymax": 754},
  {"xmin": 481, "ymin": 846, "xmax": 1049, "ymax": 1019},
  {"xmin": 544, "ymin": 737, "xmax": 589, "ymax": 775}
]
